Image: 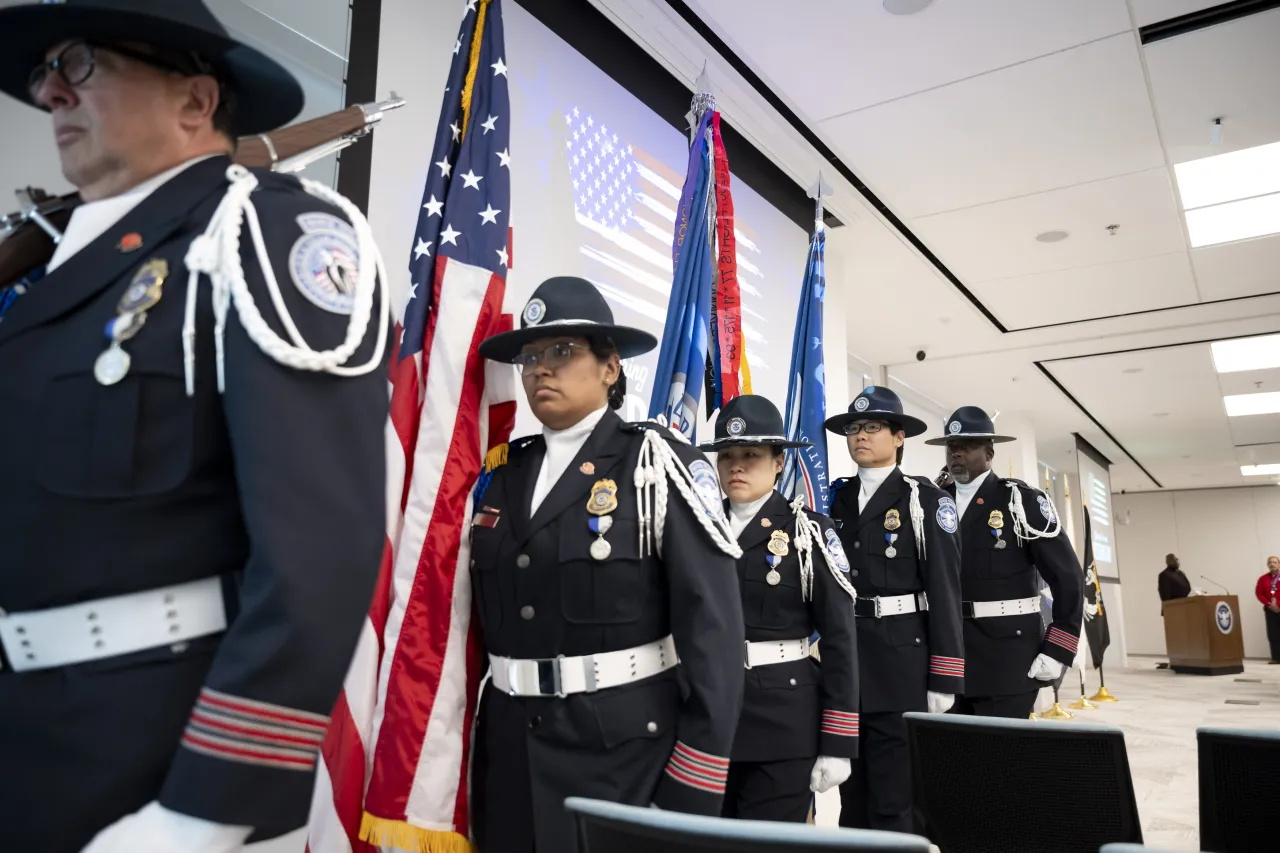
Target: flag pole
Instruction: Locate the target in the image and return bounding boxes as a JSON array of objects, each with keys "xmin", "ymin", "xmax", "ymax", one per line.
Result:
[
  {"xmin": 1069, "ymin": 667, "xmax": 1099, "ymax": 710},
  {"xmin": 1041, "ymin": 683, "xmax": 1074, "ymax": 720},
  {"xmin": 1090, "ymin": 665, "xmax": 1119, "ymax": 702}
]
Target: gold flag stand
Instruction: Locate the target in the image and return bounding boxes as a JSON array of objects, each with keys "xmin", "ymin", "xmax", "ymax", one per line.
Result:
[
  {"xmin": 1040, "ymin": 702, "xmax": 1075, "ymax": 720},
  {"xmin": 1089, "ymin": 666, "xmax": 1119, "ymax": 702},
  {"xmin": 1069, "ymin": 668, "xmax": 1098, "ymax": 709}
]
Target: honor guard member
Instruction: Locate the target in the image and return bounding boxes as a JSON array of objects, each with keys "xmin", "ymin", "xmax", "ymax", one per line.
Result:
[
  {"xmin": 825, "ymin": 387, "xmax": 964, "ymax": 834},
  {"xmin": 927, "ymin": 407, "xmax": 1083, "ymax": 718},
  {"xmin": 0, "ymin": 2, "xmax": 389, "ymax": 852},
  {"xmin": 698, "ymin": 395, "xmax": 859, "ymax": 823},
  {"xmin": 471, "ymin": 276, "xmax": 746, "ymax": 853}
]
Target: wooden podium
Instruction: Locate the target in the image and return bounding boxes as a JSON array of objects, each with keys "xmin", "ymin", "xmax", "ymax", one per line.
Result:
[{"xmin": 1162, "ymin": 595, "xmax": 1245, "ymax": 675}]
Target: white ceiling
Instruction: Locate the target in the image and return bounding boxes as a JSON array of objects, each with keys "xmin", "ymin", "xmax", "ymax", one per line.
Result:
[{"xmin": 642, "ymin": 0, "xmax": 1280, "ymax": 493}]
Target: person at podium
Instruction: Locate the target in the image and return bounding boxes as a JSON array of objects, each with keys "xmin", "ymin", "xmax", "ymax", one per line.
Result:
[
  {"xmin": 1256, "ymin": 556, "xmax": 1280, "ymax": 664},
  {"xmin": 1158, "ymin": 554, "xmax": 1192, "ymax": 611}
]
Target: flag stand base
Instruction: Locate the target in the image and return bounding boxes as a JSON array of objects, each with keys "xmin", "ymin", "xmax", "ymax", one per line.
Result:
[
  {"xmin": 1069, "ymin": 695, "xmax": 1099, "ymax": 710},
  {"xmin": 1028, "ymin": 712, "xmax": 1039, "ymax": 720},
  {"xmin": 1089, "ymin": 686, "xmax": 1119, "ymax": 703},
  {"xmin": 1040, "ymin": 702, "xmax": 1074, "ymax": 720}
]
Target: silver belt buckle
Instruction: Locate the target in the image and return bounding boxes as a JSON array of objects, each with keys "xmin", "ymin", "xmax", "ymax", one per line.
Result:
[
  {"xmin": 874, "ymin": 597, "xmax": 883, "ymax": 618},
  {"xmin": 506, "ymin": 658, "xmax": 563, "ymax": 697},
  {"xmin": 743, "ymin": 640, "xmax": 753, "ymax": 670}
]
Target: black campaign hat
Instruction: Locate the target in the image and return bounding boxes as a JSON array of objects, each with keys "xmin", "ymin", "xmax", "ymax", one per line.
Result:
[
  {"xmin": 0, "ymin": 0, "xmax": 304, "ymax": 136},
  {"xmin": 824, "ymin": 385, "xmax": 928, "ymax": 438},
  {"xmin": 697, "ymin": 394, "xmax": 811, "ymax": 452},
  {"xmin": 479, "ymin": 276, "xmax": 658, "ymax": 363},
  {"xmin": 924, "ymin": 405, "xmax": 1016, "ymax": 446}
]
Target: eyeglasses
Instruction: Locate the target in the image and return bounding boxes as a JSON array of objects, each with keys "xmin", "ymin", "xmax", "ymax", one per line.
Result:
[
  {"xmin": 843, "ymin": 420, "xmax": 890, "ymax": 436},
  {"xmin": 514, "ymin": 341, "xmax": 589, "ymax": 374},
  {"xmin": 27, "ymin": 41, "xmax": 203, "ymax": 102}
]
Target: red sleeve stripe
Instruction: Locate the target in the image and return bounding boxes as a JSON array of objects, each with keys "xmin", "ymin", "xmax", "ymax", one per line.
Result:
[
  {"xmin": 188, "ymin": 710, "xmax": 323, "ymax": 749},
  {"xmin": 181, "ymin": 730, "xmax": 316, "ymax": 772},
  {"xmin": 1046, "ymin": 627, "xmax": 1078, "ymax": 653},
  {"xmin": 821, "ymin": 711, "xmax": 860, "ymax": 737},
  {"xmin": 929, "ymin": 656, "xmax": 964, "ymax": 677},
  {"xmin": 197, "ymin": 688, "xmax": 330, "ymax": 735},
  {"xmin": 664, "ymin": 742, "xmax": 729, "ymax": 793}
]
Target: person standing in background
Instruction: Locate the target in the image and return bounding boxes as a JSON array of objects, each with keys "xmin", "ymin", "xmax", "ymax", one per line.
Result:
[
  {"xmin": 1159, "ymin": 554, "xmax": 1192, "ymax": 606},
  {"xmin": 1256, "ymin": 556, "xmax": 1280, "ymax": 664}
]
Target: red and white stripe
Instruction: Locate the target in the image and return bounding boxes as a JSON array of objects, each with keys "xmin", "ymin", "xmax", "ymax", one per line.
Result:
[
  {"xmin": 182, "ymin": 688, "xmax": 328, "ymax": 772},
  {"xmin": 1046, "ymin": 626, "xmax": 1079, "ymax": 655},
  {"xmin": 929, "ymin": 654, "xmax": 965, "ymax": 678},
  {"xmin": 820, "ymin": 710, "xmax": 859, "ymax": 737},
  {"xmin": 305, "ymin": 256, "xmax": 515, "ymax": 852},
  {"xmin": 664, "ymin": 742, "xmax": 730, "ymax": 794}
]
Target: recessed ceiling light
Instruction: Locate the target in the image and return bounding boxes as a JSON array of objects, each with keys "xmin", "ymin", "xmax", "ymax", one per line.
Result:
[
  {"xmin": 1224, "ymin": 391, "xmax": 1280, "ymax": 417},
  {"xmin": 1175, "ymin": 141, "xmax": 1280, "ymax": 247},
  {"xmin": 1241, "ymin": 463, "xmax": 1280, "ymax": 476},
  {"xmin": 1211, "ymin": 334, "xmax": 1280, "ymax": 373},
  {"xmin": 1122, "ymin": 367, "xmax": 1143, "ymax": 374},
  {"xmin": 1035, "ymin": 230, "xmax": 1069, "ymax": 243},
  {"xmin": 1152, "ymin": 412, "xmax": 1170, "ymax": 418},
  {"xmin": 883, "ymin": 0, "xmax": 934, "ymax": 14}
]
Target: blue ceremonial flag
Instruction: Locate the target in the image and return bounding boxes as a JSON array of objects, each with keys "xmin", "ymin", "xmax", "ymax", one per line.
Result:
[
  {"xmin": 780, "ymin": 228, "xmax": 830, "ymax": 512},
  {"xmin": 647, "ymin": 111, "xmax": 714, "ymax": 439}
]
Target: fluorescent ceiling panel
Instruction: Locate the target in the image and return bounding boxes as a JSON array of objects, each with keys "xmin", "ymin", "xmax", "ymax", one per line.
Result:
[
  {"xmin": 1224, "ymin": 391, "xmax": 1280, "ymax": 417},
  {"xmin": 1185, "ymin": 192, "xmax": 1280, "ymax": 248},
  {"xmin": 1211, "ymin": 334, "xmax": 1280, "ymax": 373},
  {"xmin": 1241, "ymin": 463, "xmax": 1280, "ymax": 476},
  {"xmin": 1175, "ymin": 140, "xmax": 1280, "ymax": 209}
]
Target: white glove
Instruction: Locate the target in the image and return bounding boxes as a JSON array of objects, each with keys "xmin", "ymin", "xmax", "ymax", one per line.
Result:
[
  {"xmin": 1027, "ymin": 653, "xmax": 1066, "ymax": 682},
  {"xmin": 809, "ymin": 755, "xmax": 852, "ymax": 794},
  {"xmin": 927, "ymin": 691, "xmax": 954, "ymax": 714},
  {"xmin": 80, "ymin": 802, "xmax": 252, "ymax": 853}
]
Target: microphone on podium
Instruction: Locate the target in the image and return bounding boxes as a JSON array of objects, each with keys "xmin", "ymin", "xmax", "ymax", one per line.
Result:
[{"xmin": 1200, "ymin": 575, "xmax": 1230, "ymax": 595}]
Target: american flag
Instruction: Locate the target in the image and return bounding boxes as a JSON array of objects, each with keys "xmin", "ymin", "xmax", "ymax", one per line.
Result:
[{"xmin": 306, "ymin": 1, "xmax": 515, "ymax": 850}]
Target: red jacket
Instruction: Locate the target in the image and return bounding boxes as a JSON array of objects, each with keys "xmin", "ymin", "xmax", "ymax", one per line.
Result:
[{"xmin": 1257, "ymin": 573, "xmax": 1280, "ymax": 607}]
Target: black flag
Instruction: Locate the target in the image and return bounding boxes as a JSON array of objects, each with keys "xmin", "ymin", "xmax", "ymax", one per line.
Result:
[{"xmin": 1082, "ymin": 504, "xmax": 1111, "ymax": 669}]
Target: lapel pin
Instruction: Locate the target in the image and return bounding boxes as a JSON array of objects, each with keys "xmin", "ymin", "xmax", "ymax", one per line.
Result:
[
  {"xmin": 580, "ymin": 461, "xmax": 595, "ymax": 475},
  {"xmin": 976, "ymin": 497, "xmax": 984, "ymax": 505},
  {"xmin": 117, "ymin": 233, "xmax": 143, "ymax": 253},
  {"xmin": 760, "ymin": 518, "xmax": 772, "ymax": 528}
]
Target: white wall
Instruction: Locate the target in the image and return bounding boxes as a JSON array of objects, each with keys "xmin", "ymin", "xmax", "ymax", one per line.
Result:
[{"xmin": 1114, "ymin": 487, "xmax": 1277, "ymax": 659}]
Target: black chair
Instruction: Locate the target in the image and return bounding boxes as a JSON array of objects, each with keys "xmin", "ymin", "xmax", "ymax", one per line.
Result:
[
  {"xmin": 1197, "ymin": 726, "xmax": 1280, "ymax": 852},
  {"xmin": 1099, "ymin": 845, "xmax": 1184, "ymax": 852},
  {"xmin": 564, "ymin": 797, "xmax": 933, "ymax": 853},
  {"xmin": 905, "ymin": 712, "xmax": 1142, "ymax": 852}
]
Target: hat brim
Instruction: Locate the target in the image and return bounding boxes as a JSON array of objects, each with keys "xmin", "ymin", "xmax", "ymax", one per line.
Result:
[
  {"xmin": 0, "ymin": 7, "xmax": 304, "ymax": 136},
  {"xmin": 923, "ymin": 432, "xmax": 1017, "ymax": 446},
  {"xmin": 696, "ymin": 437, "xmax": 812, "ymax": 452},
  {"xmin": 478, "ymin": 322, "xmax": 658, "ymax": 363},
  {"xmin": 824, "ymin": 410, "xmax": 929, "ymax": 438}
]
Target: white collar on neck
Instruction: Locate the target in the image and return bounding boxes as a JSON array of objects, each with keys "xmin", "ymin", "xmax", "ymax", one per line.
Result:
[
  {"xmin": 542, "ymin": 405, "xmax": 608, "ymax": 442},
  {"xmin": 954, "ymin": 469, "xmax": 991, "ymax": 495}
]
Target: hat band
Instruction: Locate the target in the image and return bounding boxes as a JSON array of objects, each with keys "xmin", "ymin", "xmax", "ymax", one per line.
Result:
[
  {"xmin": 532, "ymin": 318, "xmax": 600, "ymax": 328},
  {"xmin": 712, "ymin": 434, "xmax": 789, "ymax": 444}
]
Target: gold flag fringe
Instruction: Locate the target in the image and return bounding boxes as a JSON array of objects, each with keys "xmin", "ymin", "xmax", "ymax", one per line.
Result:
[{"xmin": 359, "ymin": 813, "xmax": 474, "ymax": 853}]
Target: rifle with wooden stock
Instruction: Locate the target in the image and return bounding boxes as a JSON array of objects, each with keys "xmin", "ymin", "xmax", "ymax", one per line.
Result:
[{"xmin": 0, "ymin": 93, "xmax": 404, "ymax": 288}]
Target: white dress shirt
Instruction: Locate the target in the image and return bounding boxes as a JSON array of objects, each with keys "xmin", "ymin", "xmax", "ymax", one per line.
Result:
[
  {"xmin": 530, "ymin": 406, "xmax": 609, "ymax": 514},
  {"xmin": 729, "ymin": 492, "xmax": 772, "ymax": 540},
  {"xmin": 856, "ymin": 464, "xmax": 895, "ymax": 514},
  {"xmin": 954, "ymin": 469, "xmax": 991, "ymax": 520},
  {"xmin": 48, "ymin": 155, "xmax": 217, "ymax": 273}
]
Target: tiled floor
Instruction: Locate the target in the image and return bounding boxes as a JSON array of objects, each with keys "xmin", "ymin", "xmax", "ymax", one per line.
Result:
[
  {"xmin": 812, "ymin": 656, "xmax": 1280, "ymax": 851},
  {"xmin": 258, "ymin": 657, "xmax": 1279, "ymax": 852}
]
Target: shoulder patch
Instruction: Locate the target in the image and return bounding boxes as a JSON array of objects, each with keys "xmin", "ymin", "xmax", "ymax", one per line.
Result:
[
  {"xmin": 688, "ymin": 459, "xmax": 726, "ymax": 523},
  {"xmin": 289, "ymin": 212, "xmax": 359, "ymax": 315},
  {"xmin": 831, "ymin": 477, "xmax": 851, "ymax": 493},
  {"xmin": 935, "ymin": 495, "xmax": 959, "ymax": 534},
  {"xmin": 825, "ymin": 527, "xmax": 851, "ymax": 572},
  {"xmin": 1037, "ymin": 492, "xmax": 1057, "ymax": 523}
]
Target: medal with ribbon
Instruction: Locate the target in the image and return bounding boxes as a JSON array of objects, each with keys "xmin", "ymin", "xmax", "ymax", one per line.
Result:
[
  {"xmin": 989, "ymin": 509, "xmax": 1006, "ymax": 550},
  {"xmin": 95, "ymin": 259, "xmax": 167, "ymax": 386},
  {"xmin": 884, "ymin": 509, "xmax": 901, "ymax": 558},
  {"xmin": 587, "ymin": 479, "xmax": 618, "ymax": 560}
]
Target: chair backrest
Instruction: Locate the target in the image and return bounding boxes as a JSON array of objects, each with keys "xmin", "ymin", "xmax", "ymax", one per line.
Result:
[
  {"xmin": 1197, "ymin": 726, "xmax": 1280, "ymax": 852},
  {"xmin": 905, "ymin": 712, "xmax": 1143, "ymax": 853},
  {"xmin": 1099, "ymin": 845, "xmax": 1183, "ymax": 853},
  {"xmin": 564, "ymin": 798, "xmax": 933, "ymax": 853}
]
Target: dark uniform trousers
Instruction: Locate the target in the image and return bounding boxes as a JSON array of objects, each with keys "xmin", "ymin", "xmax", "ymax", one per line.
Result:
[
  {"xmin": 0, "ymin": 156, "xmax": 388, "ymax": 851},
  {"xmin": 946, "ymin": 475, "xmax": 1083, "ymax": 720},
  {"xmin": 469, "ymin": 412, "xmax": 744, "ymax": 853},
  {"xmin": 721, "ymin": 491, "xmax": 859, "ymax": 823},
  {"xmin": 827, "ymin": 469, "xmax": 964, "ymax": 834}
]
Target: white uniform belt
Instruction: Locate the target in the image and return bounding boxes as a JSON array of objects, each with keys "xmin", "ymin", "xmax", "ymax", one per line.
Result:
[
  {"xmin": 965, "ymin": 596, "xmax": 1042, "ymax": 619},
  {"xmin": 489, "ymin": 635, "xmax": 676, "ymax": 697},
  {"xmin": 0, "ymin": 577, "xmax": 229, "ymax": 673},
  {"xmin": 744, "ymin": 637, "xmax": 810, "ymax": 669},
  {"xmin": 856, "ymin": 592, "xmax": 928, "ymax": 618}
]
